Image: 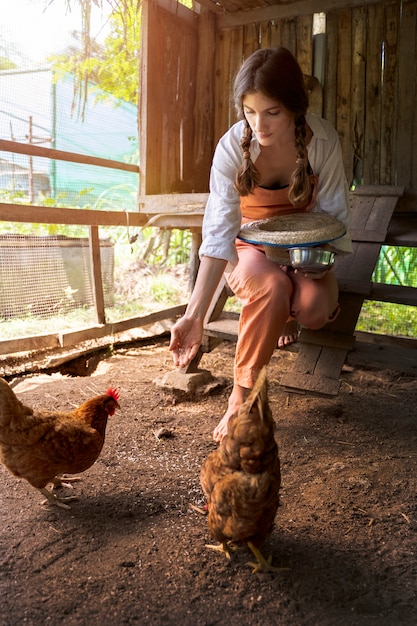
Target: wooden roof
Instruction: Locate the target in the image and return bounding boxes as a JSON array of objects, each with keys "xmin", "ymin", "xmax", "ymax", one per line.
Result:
[{"xmin": 195, "ymin": 0, "xmax": 377, "ymax": 26}]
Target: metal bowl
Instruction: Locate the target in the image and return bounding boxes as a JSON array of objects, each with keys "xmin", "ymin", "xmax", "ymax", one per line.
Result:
[{"xmin": 289, "ymin": 247, "xmax": 335, "ymax": 272}]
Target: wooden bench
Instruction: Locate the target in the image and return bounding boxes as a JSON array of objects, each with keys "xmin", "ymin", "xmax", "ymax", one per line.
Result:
[{"xmin": 187, "ymin": 185, "xmax": 413, "ymax": 394}]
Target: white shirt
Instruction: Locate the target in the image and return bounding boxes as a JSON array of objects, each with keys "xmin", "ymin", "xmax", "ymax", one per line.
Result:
[{"xmin": 199, "ymin": 112, "xmax": 353, "ymax": 266}]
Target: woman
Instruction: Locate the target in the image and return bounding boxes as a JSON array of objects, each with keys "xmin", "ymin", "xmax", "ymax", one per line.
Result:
[{"xmin": 169, "ymin": 47, "xmax": 352, "ymax": 442}]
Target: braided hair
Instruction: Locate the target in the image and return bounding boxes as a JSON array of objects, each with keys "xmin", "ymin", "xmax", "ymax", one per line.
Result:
[{"xmin": 233, "ymin": 47, "xmax": 310, "ymax": 206}]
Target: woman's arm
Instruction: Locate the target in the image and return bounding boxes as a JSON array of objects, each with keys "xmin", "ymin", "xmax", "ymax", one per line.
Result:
[{"xmin": 169, "ymin": 256, "xmax": 228, "ymax": 368}]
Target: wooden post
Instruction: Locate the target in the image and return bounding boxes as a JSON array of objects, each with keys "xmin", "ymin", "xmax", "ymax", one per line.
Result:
[{"xmin": 89, "ymin": 225, "xmax": 106, "ymax": 325}]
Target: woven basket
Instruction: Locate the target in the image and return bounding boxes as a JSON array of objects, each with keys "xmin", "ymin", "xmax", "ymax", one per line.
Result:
[{"xmin": 239, "ymin": 213, "xmax": 346, "ymax": 248}]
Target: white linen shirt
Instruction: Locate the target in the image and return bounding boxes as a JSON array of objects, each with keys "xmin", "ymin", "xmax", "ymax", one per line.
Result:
[{"xmin": 199, "ymin": 112, "xmax": 352, "ymax": 266}]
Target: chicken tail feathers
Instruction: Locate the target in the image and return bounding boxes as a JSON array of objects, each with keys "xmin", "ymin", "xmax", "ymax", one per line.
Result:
[{"xmin": 243, "ymin": 367, "xmax": 268, "ymax": 422}]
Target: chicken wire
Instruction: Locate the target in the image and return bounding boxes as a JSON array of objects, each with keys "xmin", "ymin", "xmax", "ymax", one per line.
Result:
[
  {"xmin": 0, "ymin": 233, "xmax": 114, "ymax": 320},
  {"xmin": 0, "ymin": 68, "xmax": 138, "ymax": 209}
]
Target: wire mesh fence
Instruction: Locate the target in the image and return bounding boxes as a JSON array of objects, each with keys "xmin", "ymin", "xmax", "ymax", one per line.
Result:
[{"xmin": 0, "ymin": 225, "xmax": 192, "ymax": 341}]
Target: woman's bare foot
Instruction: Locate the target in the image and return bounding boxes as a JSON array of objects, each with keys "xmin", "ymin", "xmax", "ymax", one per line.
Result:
[
  {"xmin": 277, "ymin": 319, "xmax": 299, "ymax": 348},
  {"xmin": 213, "ymin": 384, "xmax": 250, "ymax": 443}
]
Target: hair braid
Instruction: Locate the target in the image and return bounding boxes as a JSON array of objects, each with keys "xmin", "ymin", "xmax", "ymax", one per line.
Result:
[
  {"xmin": 234, "ymin": 121, "xmax": 261, "ymax": 196},
  {"xmin": 288, "ymin": 113, "xmax": 311, "ymax": 207}
]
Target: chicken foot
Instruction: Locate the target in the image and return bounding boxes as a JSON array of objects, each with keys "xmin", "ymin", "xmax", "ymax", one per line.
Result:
[
  {"xmin": 246, "ymin": 541, "xmax": 290, "ymax": 574},
  {"xmin": 38, "ymin": 487, "xmax": 79, "ymax": 510},
  {"xmin": 39, "ymin": 476, "xmax": 82, "ymax": 509},
  {"xmin": 52, "ymin": 475, "xmax": 82, "ymax": 489},
  {"xmin": 205, "ymin": 541, "xmax": 238, "ymax": 560}
]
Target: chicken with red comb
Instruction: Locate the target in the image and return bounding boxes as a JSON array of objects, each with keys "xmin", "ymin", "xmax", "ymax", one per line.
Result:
[{"xmin": 0, "ymin": 378, "xmax": 120, "ymax": 508}]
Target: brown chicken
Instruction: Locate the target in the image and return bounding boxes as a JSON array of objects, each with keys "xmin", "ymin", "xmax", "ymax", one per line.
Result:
[
  {"xmin": 0, "ymin": 378, "xmax": 120, "ymax": 508},
  {"xmin": 200, "ymin": 367, "xmax": 283, "ymax": 573}
]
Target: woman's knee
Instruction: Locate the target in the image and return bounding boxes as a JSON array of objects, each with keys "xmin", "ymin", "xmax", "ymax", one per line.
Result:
[{"xmin": 297, "ymin": 300, "xmax": 340, "ymax": 329}]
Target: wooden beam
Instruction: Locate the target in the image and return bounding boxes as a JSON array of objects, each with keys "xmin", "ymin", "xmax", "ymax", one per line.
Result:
[
  {"xmin": 0, "ymin": 305, "xmax": 187, "ymax": 356},
  {"xmin": 89, "ymin": 225, "xmax": 106, "ymax": 324},
  {"xmin": 216, "ymin": 0, "xmax": 387, "ymax": 29},
  {"xmin": 0, "ymin": 139, "xmax": 139, "ymax": 174},
  {"xmin": 137, "ymin": 193, "xmax": 208, "ymax": 213},
  {"xmin": 0, "ymin": 203, "xmax": 147, "ymax": 227}
]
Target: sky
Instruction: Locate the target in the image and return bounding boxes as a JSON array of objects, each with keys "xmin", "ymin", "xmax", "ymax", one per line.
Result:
[{"xmin": 1, "ymin": 0, "xmax": 110, "ymax": 65}]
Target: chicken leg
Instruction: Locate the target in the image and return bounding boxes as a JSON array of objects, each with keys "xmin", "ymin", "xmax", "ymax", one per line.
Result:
[{"xmin": 247, "ymin": 541, "xmax": 289, "ymax": 574}]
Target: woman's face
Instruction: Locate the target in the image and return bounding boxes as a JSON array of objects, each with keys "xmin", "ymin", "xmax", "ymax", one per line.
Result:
[{"xmin": 242, "ymin": 91, "xmax": 294, "ymax": 147}]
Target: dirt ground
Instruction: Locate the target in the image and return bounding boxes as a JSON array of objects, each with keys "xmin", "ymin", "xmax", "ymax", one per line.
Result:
[{"xmin": 0, "ymin": 337, "xmax": 416, "ymax": 626}]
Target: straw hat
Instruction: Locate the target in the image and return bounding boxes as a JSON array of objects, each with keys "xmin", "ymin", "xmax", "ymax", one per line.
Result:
[
  {"xmin": 239, "ymin": 213, "xmax": 346, "ymax": 247},
  {"xmin": 238, "ymin": 212, "xmax": 346, "ymax": 265}
]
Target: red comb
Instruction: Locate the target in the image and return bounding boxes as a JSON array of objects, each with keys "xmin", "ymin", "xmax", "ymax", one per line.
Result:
[{"xmin": 106, "ymin": 388, "xmax": 120, "ymax": 401}]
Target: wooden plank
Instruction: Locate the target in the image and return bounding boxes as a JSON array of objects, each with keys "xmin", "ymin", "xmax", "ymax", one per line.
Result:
[
  {"xmin": 363, "ymin": 195, "xmax": 399, "ymax": 238},
  {"xmin": 385, "ymin": 213, "xmax": 417, "ymax": 246},
  {"xmin": 217, "ymin": 0, "xmax": 388, "ymax": 29},
  {"xmin": 138, "ymin": 0, "xmax": 160, "ymax": 194},
  {"xmin": 336, "ymin": 9, "xmax": 353, "ymax": 184},
  {"xmin": 380, "ymin": 3, "xmax": 399, "ymax": 185},
  {"xmin": 193, "ymin": 10, "xmax": 216, "ymax": 191},
  {"xmin": 363, "ymin": 3, "xmax": 383, "ymax": 184},
  {"xmin": 204, "ymin": 316, "xmax": 239, "ymax": 342},
  {"xmin": 0, "ymin": 304, "xmax": 187, "ymax": 356},
  {"xmin": 259, "ymin": 20, "xmax": 272, "ymax": 48},
  {"xmin": 334, "ymin": 242, "xmax": 381, "ymax": 281},
  {"xmin": 350, "ymin": 195, "xmax": 376, "ymax": 232},
  {"xmin": 336, "ymin": 278, "xmax": 372, "ymax": 297},
  {"xmin": 137, "ymin": 193, "xmax": 208, "ymax": 214},
  {"xmin": 412, "ymin": 2, "xmax": 417, "ymax": 191},
  {"xmin": 281, "ymin": 17, "xmax": 297, "ymax": 55},
  {"xmin": 229, "ymin": 26, "xmax": 245, "ymax": 127},
  {"xmin": 327, "ymin": 293, "xmax": 365, "ymax": 335},
  {"xmin": 243, "ymin": 22, "xmax": 259, "ymax": 59},
  {"xmin": 314, "ymin": 346, "xmax": 348, "ymax": 378},
  {"xmin": 0, "ymin": 334, "xmax": 61, "ymax": 355},
  {"xmin": 59, "ymin": 325, "xmax": 109, "ymax": 347},
  {"xmin": 60, "ymin": 305, "xmax": 188, "ymax": 348},
  {"xmin": 370, "ymin": 283, "xmax": 417, "ymax": 307},
  {"xmin": 0, "ymin": 203, "xmax": 147, "ymax": 227},
  {"xmin": 350, "ymin": 197, "xmax": 399, "ymax": 241},
  {"xmin": 298, "ymin": 328, "xmax": 355, "ymax": 350},
  {"xmin": 139, "ymin": 1, "xmax": 199, "ymax": 193},
  {"xmin": 270, "ymin": 18, "xmax": 284, "ymax": 47},
  {"xmin": 143, "ymin": 214, "xmax": 203, "ymax": 229},
  {"xmin": 288, "ymin": 342, "xmax": 321, "ymax": 374},
  {"xmin": 396, "ymin": 1, "xmax": 417, "ymax": 188},
  {"xmin": 205, "ymin": 278, "xmax": 235, "ymax": 322},
  {"xmin": 0, "ymin": 139, "xmax": 139, "ymax": 174},
  {"xmin": 323, "ymin": 11, "xmax": 337, "ymax": 126},
  {"xmin": 180, "ymin": 15, "xmax": 200, "ymax": 190},
  {"xmin": 214, "ymin": 28, "xmax": 233, "ymax": 142},
  {"xmin": 296, "ymin": 14, "xmax": 313, "ymax": 75},
  {"xmin": 351, "ymin": 5, "xmax": 367, "ymax": 185},
  {"xmin": 281, "ymin": 371, "xmax": 341, "ymax": 396},
  {"xmin": 89, "ymin": 225, "xmax": 106, "ymax": 325},
  {"xmin": 352, "ymin": 185, "xmax": 404, "ymax": 197}
]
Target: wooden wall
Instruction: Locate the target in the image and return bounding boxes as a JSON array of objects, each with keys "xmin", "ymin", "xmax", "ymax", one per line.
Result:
[
  {"xmin": 139, "ymin": 0, "xmax": 417, "ymax": 205},
  {"xmin": 139, "ymin": 0, "xmax": 199, "ymax": 194},
  {"xmin": 213, "ymin": 1, "xmax": 417, "ymax": 201}
]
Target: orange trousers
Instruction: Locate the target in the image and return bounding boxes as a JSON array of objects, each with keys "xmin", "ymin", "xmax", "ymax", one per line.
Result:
[{"xmin": 225, "ymin": 239, "xmax": 340, "ymax": 388}]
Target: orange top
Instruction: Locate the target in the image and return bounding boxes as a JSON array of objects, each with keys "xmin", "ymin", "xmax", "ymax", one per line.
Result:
[{"xmin": 240, "ymin": 174, "xmax": 318, "ymax": 224}]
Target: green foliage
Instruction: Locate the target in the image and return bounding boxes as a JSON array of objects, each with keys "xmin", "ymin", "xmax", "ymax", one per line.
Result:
[
  {"xmin": 50, "ymin": 1, "xmax": 141, "ymax": 107},
  {"xmin": 373, "ymin": 246, "xmax": 417, "ymax": 287},
  {"xmin": 357, "ymin": 301, "xmax": 417, "ymax": 338}
]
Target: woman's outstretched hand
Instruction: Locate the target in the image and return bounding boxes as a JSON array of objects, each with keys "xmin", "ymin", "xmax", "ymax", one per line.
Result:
[
  {"xmin": 169, "ymin": 255, "xmax": 228, "ymax": 369},
  {"xmin": 169, "ymin": 316, "xmax": 204, "ymax": 368}
]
